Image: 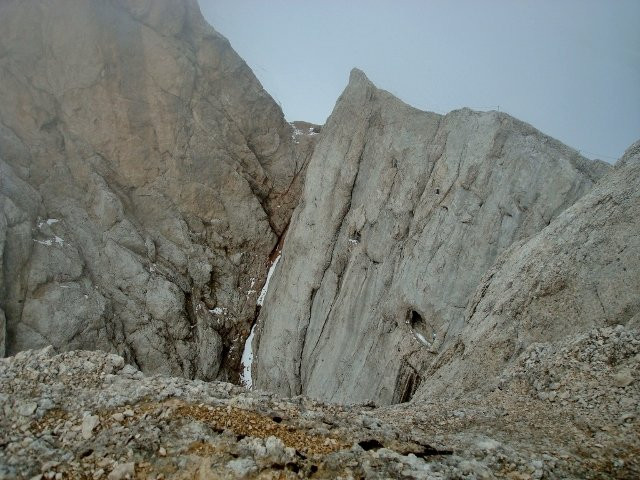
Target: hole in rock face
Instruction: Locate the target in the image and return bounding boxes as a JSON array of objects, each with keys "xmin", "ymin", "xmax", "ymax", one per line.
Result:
[
  {"xmin": 435, "ymin": 188, "xmax": 440, "ymax": 194},
  {"xmin": 358, "ymin": 439, "xmax": 384, "ymax": 451},
  {"xmin": 408, "ymin": 310, "xmax": 435, "ymax": 347}
]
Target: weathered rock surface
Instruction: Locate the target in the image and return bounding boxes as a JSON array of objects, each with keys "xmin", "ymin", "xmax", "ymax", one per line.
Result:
[
  {"xmin": 0, "ymin": 0, "xmax": 314, "ymax": 381},
  {"xmin": 1, "ymin": 340, "xmax": 637, "ymax": 479},
  {"xmin": 253, "ymin": 68, "xmax": 610, "ymax": 405},
  {"xmin": 416, "ymin": 140, "xmax": 640, "ymax": 400}
]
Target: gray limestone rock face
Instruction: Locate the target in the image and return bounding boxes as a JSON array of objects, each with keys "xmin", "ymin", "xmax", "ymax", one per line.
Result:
[
  {"xmin": 253, "ymin": 69, "xmax": 610, "ymax": 405},
  {"xmin": 0, "ymin": 309, "xmax": 5, "ymax": 357},
  {"xmin": 415, "ymin": 140, "xmax": 640, "ymax": 400},
  {"xmin": 0, "ymin": 0, "xmax": 314, "ymax": 381}
]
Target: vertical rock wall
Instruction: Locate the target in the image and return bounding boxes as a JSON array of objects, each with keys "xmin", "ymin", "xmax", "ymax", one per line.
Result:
[{"xmin": 254, "ymin": 69, "xmax": 610, "ymax": 404}]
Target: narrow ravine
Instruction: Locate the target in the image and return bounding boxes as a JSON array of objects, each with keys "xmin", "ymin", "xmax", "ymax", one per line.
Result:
[{"xmin": 240, "ymin": 255, "xmax": 281, "ymax": 388}]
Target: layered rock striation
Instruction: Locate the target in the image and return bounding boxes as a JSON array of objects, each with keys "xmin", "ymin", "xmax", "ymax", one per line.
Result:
[
  {"xmin": 0, "ymin": 0, "xmax": 314, "ymax": 381},
  {"xmin": 253, "ymin": 69, "xmax": 611, "ymax": 405}
]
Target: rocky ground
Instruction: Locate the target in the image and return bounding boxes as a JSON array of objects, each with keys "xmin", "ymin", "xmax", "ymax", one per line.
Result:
[{"xmin": 1, "ymin": 324, "xmax": 637, "ymax": 479}]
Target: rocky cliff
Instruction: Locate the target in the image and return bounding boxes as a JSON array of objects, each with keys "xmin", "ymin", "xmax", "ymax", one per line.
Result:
[
  {"xmin": 415, "ymin": 140, "xmax": 640, "ymax": 401},
  {"xmin": 0, "ymin": 2, "xmax": 638, "ymax": 477},
  {"xmin": 253, "ymin": 69, "xmax": 611, "ymax": 405},
  {"xmin": 0, "ymin": 0, "xmax": 315, "ymax": 381}
]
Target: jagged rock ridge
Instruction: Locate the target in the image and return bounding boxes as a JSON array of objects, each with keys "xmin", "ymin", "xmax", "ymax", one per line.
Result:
[
  {"xmin": 253, "ymin": 68, "xmax": 611, "ymax": 405},
  {"xmin": 0, "ymin": 0, "xmax": 316, "ymax": 381}
]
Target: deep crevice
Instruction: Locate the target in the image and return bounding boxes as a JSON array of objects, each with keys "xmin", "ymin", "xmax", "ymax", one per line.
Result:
[
  {"xmin": 415, "ymin": 445, "xmax": 454, "ymax": 457},
  {"xmin": 392, "ymin": 358, "xmax": 422, "ymax": 404}
]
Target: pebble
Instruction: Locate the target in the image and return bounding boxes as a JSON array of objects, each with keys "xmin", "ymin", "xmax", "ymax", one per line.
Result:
[
  {"xmin": 18, "ymin": 403, "xmax": 38, "ymax": 416},
  {"xmin": 226, "ymin": 458, "xmax": 257, "ymax": 477},
  {"xmin": 612, "ymin": 369, "xmax": 634, "ymax": 387},
  {"xmin": 82, "ymin": 415, "xmax": 100, "ymax": 439},
  {"xmin": 111, "ymin": 413, "xmax": 124, "ymax": 422},
  {"xmin": 620, "ymin": 412, "xmax": 635, "ymax": 422},
  {"xmin": 107, "ymin": 462, "xmax": 135, "ymax": 480}
]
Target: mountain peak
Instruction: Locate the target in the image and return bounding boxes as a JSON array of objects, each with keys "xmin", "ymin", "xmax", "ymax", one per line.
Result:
[
  {"xmin": 347, "ymin": 68, "xmax": 375, "ymax": 90},
  {"xmin": 349, "ymin": 67, "xmax": 369, "ymax": 83}
]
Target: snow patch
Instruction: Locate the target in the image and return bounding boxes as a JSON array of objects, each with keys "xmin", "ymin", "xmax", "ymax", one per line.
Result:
[
  {"xmin": 37, "ymin": 218, "xmax": 60, "ymax": 228},
  {"xmin": 257, "ymin": 255, "xmax": 280, "ymax": 306},
  {"xmin": 34, "ymin": 219, "xmax": 65, "ymax": 247},
  {"xmin": 290, "ymin": 122, "xmax": 304, "ymax": 137},
  {"xmin": 209, "ymin": 306, "xmax": 228, "ymax": 316},
  {"xmin": 240, "ymin": 255, "xmax": 281, "ymax": 389},
  {"xmin": 290, "ymin": 125, "xmax": 303, "ymax": 144},
  {"xmin": 246, "ymin": 277, "xmax": 257, "ymax": 298},
  {"xmin": 240, "ymin": 322, "xmax": 257, "ymax": 389},
  {"xmin": 413, "ymin": 331, "xmax": 431, "ymax": 347},
  {"xmin": 34, "ymin": 236, "xmax": 64, "ymax": 247}
]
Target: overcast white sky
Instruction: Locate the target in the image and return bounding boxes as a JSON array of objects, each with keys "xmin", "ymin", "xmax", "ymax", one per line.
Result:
[{"xmin": 200, "ymin": 1, "xmax": 639, "ymax": 162}]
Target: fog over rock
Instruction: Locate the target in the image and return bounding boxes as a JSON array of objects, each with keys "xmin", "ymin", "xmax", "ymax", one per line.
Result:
[
  {"xmin": 253, "ymin": 69, "xmax": 611, "ymax": 405},
  {"xmin": 0, "ymin": 0, "xmax": 315, "ymax": 381}
]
